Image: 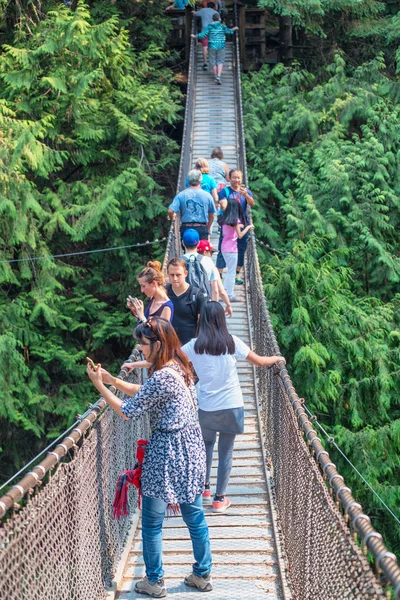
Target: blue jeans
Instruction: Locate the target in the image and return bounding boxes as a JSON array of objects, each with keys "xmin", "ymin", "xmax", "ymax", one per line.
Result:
[
  {"xmin": 237, "ymin": 231, "xmax": 249, "ymax": 269},
  {"xmin": 141, "ymin": 494, "xmax": 212, "ymax": 583}
]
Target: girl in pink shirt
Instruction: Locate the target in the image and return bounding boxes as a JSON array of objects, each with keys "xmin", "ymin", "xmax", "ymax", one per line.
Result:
[{"xmin": 220, "ymin": 198, "xmax": 253, "ymax": 301}]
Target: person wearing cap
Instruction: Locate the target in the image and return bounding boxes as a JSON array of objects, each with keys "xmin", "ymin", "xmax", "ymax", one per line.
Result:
[
  {"xmin": 197, "ymin": 239, "xmax": 232, "ymax": 317},
  {"xmin": 182, "ymin": 228, "xmax": 219, "ymax": 301},
  {"xmin": 168, "ymin": 169, "xmax": 216, "ymax": 242}
]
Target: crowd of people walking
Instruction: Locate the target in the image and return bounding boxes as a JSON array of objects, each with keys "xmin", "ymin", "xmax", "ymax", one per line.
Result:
[{"xmin": 86, "ymin": 148, "xmax": 285, "ymax": 597}]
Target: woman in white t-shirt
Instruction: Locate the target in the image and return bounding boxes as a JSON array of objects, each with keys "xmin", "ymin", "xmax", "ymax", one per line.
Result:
[{"xmin": 182, "ymin": 302, "xmax": 284, "ymax": 512}]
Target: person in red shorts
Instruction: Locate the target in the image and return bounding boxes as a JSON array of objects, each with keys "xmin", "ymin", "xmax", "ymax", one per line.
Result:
[{"xmin": 192, "ymin": 2, "xmax": 218, "ymax": 70}]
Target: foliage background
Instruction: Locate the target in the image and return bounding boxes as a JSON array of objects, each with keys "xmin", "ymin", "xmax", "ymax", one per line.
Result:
[
  {"xmin": 0, "ymin": 0, "xmax": 182, "ymax": 479},
  {"xmin": 1, "ymin": 0, "xmax": 399, "ymax": 561},
  {"xmin": 243, "ymin": 0, "xmax": 400, "ymax": 553}
]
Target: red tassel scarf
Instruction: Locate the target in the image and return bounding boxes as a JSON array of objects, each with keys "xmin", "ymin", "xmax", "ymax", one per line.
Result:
[
  {"xmin": 112, "ymin": 438, "xmax": 180, "ymax": 519},
  {"xmin": 113, "ymin": 439, "xmax": 148, "ymax": 519}
]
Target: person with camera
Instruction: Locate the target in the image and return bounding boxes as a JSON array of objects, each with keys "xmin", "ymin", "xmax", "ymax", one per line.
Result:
[
  {"xmin": 216, "ymin": 168, "xmax": 255, "ymax": 285},
  {"xmin": 127, "ymin": 261, "xmax": 174, "ymax": 325},
  {"xmin": 87, "ymin": 318, "xmax": 213, "ymax": 597}
]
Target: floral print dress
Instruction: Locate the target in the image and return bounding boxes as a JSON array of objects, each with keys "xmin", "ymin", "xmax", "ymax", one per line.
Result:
[{"xmin": 121, "ymin": 364, "xmax": 206, "ymax": 504}]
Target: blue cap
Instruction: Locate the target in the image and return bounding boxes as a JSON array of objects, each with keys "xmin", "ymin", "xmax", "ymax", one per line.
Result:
[{"xmin": 182, "ymin": 228, "xmax": 200, "ymax": 247}]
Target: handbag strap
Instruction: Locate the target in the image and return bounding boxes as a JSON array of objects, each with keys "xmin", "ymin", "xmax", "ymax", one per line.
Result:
[{"xmin": 162, "ymin": 366, "xmax": 197, "ymax": 415}]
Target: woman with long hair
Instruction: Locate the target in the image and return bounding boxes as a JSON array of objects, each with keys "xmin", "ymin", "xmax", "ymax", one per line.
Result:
[
  {"xmin": 122, "ymin": 259, "xmax": 208, "ymax": 373},
  {"xmin": 220, "ymin": 197, "xmax": 253, "ymax": 302},
  {"xmin": 127, "ymin": 261, "xmax": 174, "ymax": 325},
  {"xmin": 181, "ymin": 302, "xmax": 285, "ymax": 512},
  {"xmin": 87, "ymin": 317, "xmax": 212, "ymax": 597}
]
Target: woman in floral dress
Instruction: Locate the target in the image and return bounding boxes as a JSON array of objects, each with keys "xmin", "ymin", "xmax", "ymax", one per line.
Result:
[{"xmin": 87, "ymin": 317, "xmax": 212, "ymax": 598}]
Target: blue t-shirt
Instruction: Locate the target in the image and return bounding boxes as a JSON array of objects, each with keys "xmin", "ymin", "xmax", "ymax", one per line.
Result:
[
  {"xmin": 218, "ymin": 186, "xmax": 253, "ymax": 225},
  {"xmin": 185, "ymin": 173, "xmax": 217, "ymax": 196},
  {"xmin": 169, "ymin": 187, "xmax": 216, "ymax": 224},
  {"xmin": 174, "ymin": 0, "xmax": 188, "ymax": 8}
]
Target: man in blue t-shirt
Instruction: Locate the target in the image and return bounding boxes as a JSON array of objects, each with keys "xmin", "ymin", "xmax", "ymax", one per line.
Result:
[
  {"xmin": 216, "ymin": 168, "xmax": 255, "ymax": 284},
  {"xmin": 168, "ymin": 169, "xmax": 216, "ymax": 241}
]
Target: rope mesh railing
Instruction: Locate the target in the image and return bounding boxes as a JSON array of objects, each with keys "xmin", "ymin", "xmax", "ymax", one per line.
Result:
[
  {"xmin": 231, "ymin": 1, "xmax": 400, "ymax": 595},
  {"xmin": 0, "ymin": 353, "xmax": 149, "ymax": 600},
  {"xmin": 245, "ymin": 249, "xmax": 395, "ymax": 598},
  {"xmin": 163, "ymin": 14, "xmax": 197, "ymax": 271}
]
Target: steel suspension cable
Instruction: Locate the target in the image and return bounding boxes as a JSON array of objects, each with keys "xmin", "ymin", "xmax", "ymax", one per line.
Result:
[
  {"xmin": 0, "ymin": 237, "xmax": 167, "ymax": 265},
  {"xmin": 301, "ymin": 402, "xmax": 400, "ymax": 528}
]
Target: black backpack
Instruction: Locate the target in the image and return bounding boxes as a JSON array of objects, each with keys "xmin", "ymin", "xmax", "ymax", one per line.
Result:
[{"xmin": 183, "ymin": 254, "xmax": 212, "ymax": 300}]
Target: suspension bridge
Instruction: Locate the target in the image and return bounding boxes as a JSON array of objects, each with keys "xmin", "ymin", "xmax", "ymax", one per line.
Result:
[{"xmin": 0, "ymin": 7, "xmax": 399, "ymax": 600}]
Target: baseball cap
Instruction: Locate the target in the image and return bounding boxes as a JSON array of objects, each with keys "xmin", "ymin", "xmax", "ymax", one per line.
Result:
[
  {"xmin": 197, "ymin": 239, "xmax": 214, "ymax": 253},
  {"xmin": 182, "ymin": 228, "xmax": 200, "ymax": 247}
]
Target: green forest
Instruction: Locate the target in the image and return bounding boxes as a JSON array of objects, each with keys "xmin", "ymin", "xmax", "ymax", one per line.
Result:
[
  {"xmin": 0, "ymin": 0, "xmax": 399, "ymax": 555},
  {"xmin": 0, "ymin": 0, "xmax": 182, "ymax": 476},
  {"xmin": 243, "ymin": 0, "xmax": 400, "ymax": 552}
]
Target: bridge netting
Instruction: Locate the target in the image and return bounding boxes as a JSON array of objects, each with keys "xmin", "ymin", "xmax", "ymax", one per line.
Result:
[
  {"xmin": 0, "ymin": 357, "xmax": 148, "ymax": 600},
  {"xmin": 1, "ymin": 6, "xmax": 400, "ymax": 600}
]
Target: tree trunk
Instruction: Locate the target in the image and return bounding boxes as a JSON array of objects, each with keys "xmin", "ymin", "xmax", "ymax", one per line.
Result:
[{"xmin": 279, "ymin": 15, "xmax": 293, "ymax": 64}]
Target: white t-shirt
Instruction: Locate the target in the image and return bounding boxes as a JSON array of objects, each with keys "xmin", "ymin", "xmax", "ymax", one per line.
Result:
[
  {"xmin": 182, "ymin": 335, "xmax": 250, "ymax": 411},
  {"xmin": 183, "ymin": 252, "xmax": 217, "ymax": 282}
]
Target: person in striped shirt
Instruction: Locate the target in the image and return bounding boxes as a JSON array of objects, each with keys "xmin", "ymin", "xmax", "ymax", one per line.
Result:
[{"xmin": 193, "ymin": 13, "xmax": 238, "ymax": 85}]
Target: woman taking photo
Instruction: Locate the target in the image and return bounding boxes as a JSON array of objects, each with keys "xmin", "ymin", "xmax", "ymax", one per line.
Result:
[
  {"xmin": 182, "ymin": 302, "xmax": 285, "ymax": 512},
  {"xmin": 127, "ymin": 261, "xmax": 174, "ymax": 325},
  {"xmin": 87, "ymin": 318, "xmax": 212, "ymax": 597}
]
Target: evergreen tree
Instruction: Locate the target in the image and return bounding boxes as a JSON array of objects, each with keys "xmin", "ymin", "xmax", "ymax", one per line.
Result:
[
  {"xmin": 243, "ymin": 54, "xmax": 400, "ymax": 552},
  {"xmin": 0, "ymin": 1, "xmax": 182, "ymax": 475}
]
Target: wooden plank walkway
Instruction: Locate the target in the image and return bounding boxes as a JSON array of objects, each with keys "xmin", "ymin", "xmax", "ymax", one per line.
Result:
[{"xmin": 115, "ymin": 41, "xmax": 283, "ymax": 600}]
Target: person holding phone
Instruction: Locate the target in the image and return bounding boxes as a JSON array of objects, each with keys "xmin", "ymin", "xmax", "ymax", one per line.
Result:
[
  {"xmin": 87, "ymin": 318, "xmax": 212, "ymax": 596},
  {"xmin": 127, "ymin": 261, "xmax": 174, "ymax": 325},
  {"xmin": 216, "ymin": 169, "xmax": 255, "ymax": 285}
]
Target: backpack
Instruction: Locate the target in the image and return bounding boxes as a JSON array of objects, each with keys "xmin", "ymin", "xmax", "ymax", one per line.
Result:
[
  {"xmin": 217, "ymin": 187, "xmax": 246, "ymax": 226},
  {"xmin": 187, "ymin": 286, "xmax": 207, "ymax": 320},
  {"xmin": 183, "ymin": 254, "xmax": 212, "ymax": 299}
]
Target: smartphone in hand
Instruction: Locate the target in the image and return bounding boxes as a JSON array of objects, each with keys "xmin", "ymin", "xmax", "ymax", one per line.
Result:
[{"xmin": 86, "ymin": 357, "xmax": 99, "ymax": 371}]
